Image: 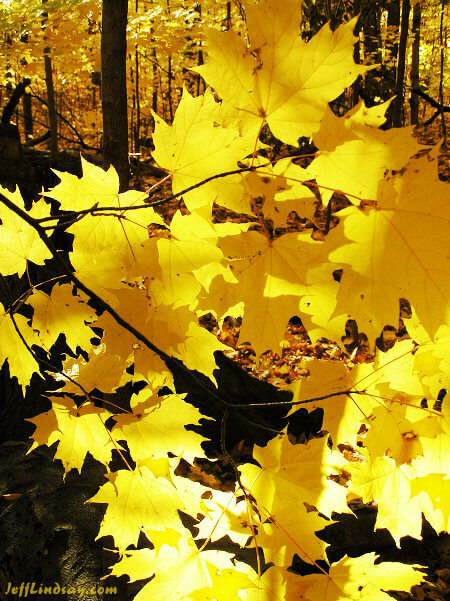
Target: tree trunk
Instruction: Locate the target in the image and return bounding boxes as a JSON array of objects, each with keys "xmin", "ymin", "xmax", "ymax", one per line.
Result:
[
  {"xmin": 351, "ymin": 0, "xmax": 362, "ymax": 106},
  {"xmin": 384, "ymin": 0, "xmax": 401, "ymax": 104},
  {"xmin": 438, "ymin": 0, "xmax": 447, "ymax": 144},
  {"xmin": 410, "ymin": 1, "xmax": 421, "ymax": 125},
  {"xmin": 42, "ymin": 0, "xmax": 58, "ymax": 163},
  {"xmin": 101, "ymin": 0, "xmax": 129, "ymax": 192},
  {"xmin": 361, "ymin": 1, "xmax": 383, "ymax": 104},
  {"xmin": 22, "ymin": 91, "xmax": 33, "ymax": 141},
  {"xmin": 44, "ymin": 54, "xmax": 58, "ymax": 163},
  {"xmin": 391, "ymin": 0, "xmax": 411, "ymax": 127}
]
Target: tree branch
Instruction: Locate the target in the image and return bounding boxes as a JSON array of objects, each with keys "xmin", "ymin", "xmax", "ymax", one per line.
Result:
[{"xmin": 0, "ymin": 190, "xmax": 285, "ymax": 436}]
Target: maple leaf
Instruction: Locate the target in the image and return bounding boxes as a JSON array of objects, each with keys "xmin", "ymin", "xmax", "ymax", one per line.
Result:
[
  {"xmin": 241, "ymin": 161, "xmax": 317, "ymax": 226},
  {"xmin": 112, "ymin": 392, "xmax": 205, "ymax": 464},
  {"xmin": 322, "ymin": 148, "xmax": 450, "ymax": 343},
  {"xmin": 27, "ymin": 397, "xmax": 115, "ymax": 477},
  {"xmin": 29, "ymin": 284, "xmax": 95, "ymax": 352},
  {"xmin": 0, "ymin": 302, "xmax": 40, "ymax": 390},
  {"xmin": 290, "ymin": 359, "xmax": 378, "ymax": 446},
  {"xmin": 107, "ymin": 548, "xmax": 156, "ymax": 583},
  {"xmin": 194, "ymin": 490, "xmax": 254, "ymax": 547},
  {"xmin": 348, "ymin": 454, "xmax": 423, "ymax": 544},
  {"xmin": 251, "ymin": 503, "xmax": 330, "ymax": 568},
  {"xmin": 411, "ymin": 474, "xmax": 450, "ymax": 534},
  {"xmin": 145, "ymin": 211, "xmax": 225, "ymax": 309},
  {"xmin": 194, "ymin": 0, "xmax": 368, "ymax": 143},
  {"xmin": 175, "ymin": 321, "xmax": 230, "ymax": 382},
  {"xmin": 415, "ymin": 429, "xmax": 450, "ymax": 480},
  {"xmin": 364, "ymin": 401, "xmax": 441, "ymax": 466},
  {"xmin": 238, "ymin": 565, "xmax": 310, "ymax": 601},
  {"xmin": 0, "ymin": 187, "xmax": 51, "ymax": 276},
  {"xmin": 308, "ymin": 104, "xmax": 422, "ymax": 205},
  {"xmin": 217, "ymin": 229, "xmax": 326, "ymax": 356},
  {"xmin": 48, "ymin": 155, "xmax": 153, "ymax": 213},
  {"xmin": 89, "ymin": 466, "xmax": 185, "ymax": 552},
  {"xmin": 299, "ymin": 553, "xmax": 423, "ymax": 601},
  {"xmin": 59, "ymin": 344, "xmax": 128, "ymax": 394},
  {"xmin": 109, "ymin": 533, "xmax": 236, "ymax": 601},
  {"xmin": 240, "ymin": 434, "xmax": 349, "ymax": 518},
  {"xmin": 370, "ymin": 339, "xmax": 426, "ymax": 397},
  {"xmin": 411, "ymin": 322, "xmax": 450, "ymax": 399},
  {"xmin": 192, "ymin": 563, "xmax": 256, "ymax": 601},
  {"xmin": 152, "ymin": 88, "xmax": 253, "ymax": 212}
]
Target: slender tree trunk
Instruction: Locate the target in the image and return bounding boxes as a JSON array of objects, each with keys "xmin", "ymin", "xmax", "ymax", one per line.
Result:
[
  {"xmin": 22, "ymin": 91, "xmax": 33, "ymax": 141},
  {"xmin": 166, "ymin": 0, "xmax": 173, "ymax": 121},
  {"xmin": 225, "ymin": 1, "xmax": 231, "ymax": 30},
  {"xmin": 152, "ymin": 45, "xmax": 158, "ymax": 113},
  {"xmin": 134, "ymin": 49, "xmax": 141, "ymax": 153},
  {"xmin": 101, "ymin": 0, "xmax": 129, "ymax": 191},
  {"xmin": 134, "ymin": 0, "xmax": 141, "ymax": 154},
  {"xmin": 410, "ymin": 1, "xmax": 421, "ymax": 125},
  {"xmin": 385, "ymin": 0, "xmax": 400, "ymax": 99},
  {"xmin": 42, "ymin": 0, "xmax": 58, "ymax": 163},
  {"xmin": 361, "ymin": 1, "xmax": 383, "ymax": 104},
  {"xmin": 438, "ymin": 0, "xmax": 447, "ymax": 144},
  {"xmin": 391, "ymin": 0, "xmax": 411, "ymax": 127},
  {"xmin": 351, "ymin": 0, "xmax": 362, "ymax": 106},
  {"xmin": 196, "ymin": 2, "xmax": 204, "ymax": 96},
  {"xmin": 386, "ymin": 0, "xmax": 401, "ymax": 60}
]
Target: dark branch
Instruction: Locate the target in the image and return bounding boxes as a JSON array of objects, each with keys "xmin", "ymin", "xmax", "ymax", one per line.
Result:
[
  {"xmin": 1, "ymin": 79, "xmax": 31, "ymax": 125},
  {"xmin": 0, "ymin": 190, "xmax": 285, "ymax": 435},
  {"xmin": 411, "ymin": 87, "xmax": 450, "ymax": 113},
  {"xmin": 35, "ymin": 162, "xmax": 270, "ymax": 224}
]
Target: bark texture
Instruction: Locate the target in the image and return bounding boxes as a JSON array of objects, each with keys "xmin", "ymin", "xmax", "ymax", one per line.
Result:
[{"xmin": 101, "ymin": 0, "xmax": 130, "ymax": 191}]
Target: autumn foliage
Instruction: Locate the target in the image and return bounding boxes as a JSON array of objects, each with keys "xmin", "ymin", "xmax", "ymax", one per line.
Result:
[{"xmin": 0, "ymin": 1, "xmax": 449, "ymax": 600}]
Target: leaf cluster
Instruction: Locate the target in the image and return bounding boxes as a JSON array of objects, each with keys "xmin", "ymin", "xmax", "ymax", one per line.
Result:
[{"xmin": 0, "ymin": 1, "xmax": 449, "ymax": 599}]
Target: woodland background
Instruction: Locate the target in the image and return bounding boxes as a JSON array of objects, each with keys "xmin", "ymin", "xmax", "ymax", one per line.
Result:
[
  {"xmin": 0, "ymin": 1, "xmax": 449, "ymax": 601},
  {"xmin": 0, "ymin": 0, "xmax": 449, "ymax": 192}
]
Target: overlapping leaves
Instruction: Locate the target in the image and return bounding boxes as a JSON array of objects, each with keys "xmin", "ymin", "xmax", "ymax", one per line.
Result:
[{"xmin": 0, "ymin": 1, "xmax": 447, "ymax": 600}]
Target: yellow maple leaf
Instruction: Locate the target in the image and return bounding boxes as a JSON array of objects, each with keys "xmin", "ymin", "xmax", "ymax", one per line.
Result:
[
  {"xmin": 27, "ymin": 397, "xmax": 115, "ymax": 477},
  {"xmin": 300, "ymin": 553, "xmax": 423, "ymax": 601},
  {"xmin": 149, "ymin": 211, "xmax": 224, "ymax": 308},
  {"xmin": 106, "ymin": 548, "xmax": 156, "ymax": 583},
  {"xmin": 152, "ymin": 88, "xmax": 252, "ymax": 212},
  {"xmin": 412, "ymin": 323, "xmax": 450, "ymax": 399},
  {"xmin": 48, "ymin": 155, "xmax": 142, "ymax": 212},
  {"xmin": 290, "ymin": 359, "xmax": 379, "ymax": 446},
  {"xmin": 112, "ymin": 392, "xmax": 205, "ymax": 464},
  {"xmin": 252, "ymin": 503, "xmax": 329, "ymax": 568},
  {"xmin": 411, "ymin": 474, "xmax": 450, "ymax": 534},
  {"xmin": 89, "ymin": 466, "xmax": 185, "ymax": 552},
  {"xmin": 364, "ymin": 401, "xmax": 441, "ymax": 466},
  {"xmin": 218, "ymin": 229, "xmax": 326, "ymax": 356},
  {"xmin": 194, "ymin": 490, "xmax": 255, "ymax": 547},
  {"xmin": 0, "ymin": 187, "xmax": 51, "ymax": 276},
  {"xmin": 240, "ymin": 434, "xmax": 349, "ymax": 518},
  {"xmin": 131, "ymin": 536, "xmax": 236, "ymax": 601},
  {"xmin": 313, "ymin": 100, "xmax": 395, "ymax": 150},
  {"xmin": 175, "ymin": 321, "xmax": 230, "ymax": 382},
  {"xmin": 325, "ymin": 149, "xmax": 450, "ymax": 342},
  {"xmin": 309, "ymin": 104, "xmax": 422, "ymax": 205},
  {"xmin": 348, "ymin": 455, "xmax": 423, "ymax": 544},
  {"xmin": 0, "ymin": 302, "xmax": 40, "ymax": 390},
  {"xmin": 239, "ymin": 565, "xmax": 310, "ymax": 601},
  {"xmin": 411, "ymin": 401, "xmax": 450, "ymax": 478},
  {"xmin": 194, "ymin": 0, "xmax": 368, "ymax": 143},
  {"xmin": 59, "ymin": 344, "xmax": 128, "ymax": 394},
  {"xmin": 241, "ymin": 161, "xmax": 317, "ymax": 226},
  {"xmin": 29, "ymin": 284, "xmax": 95, "ymax": 352}
]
